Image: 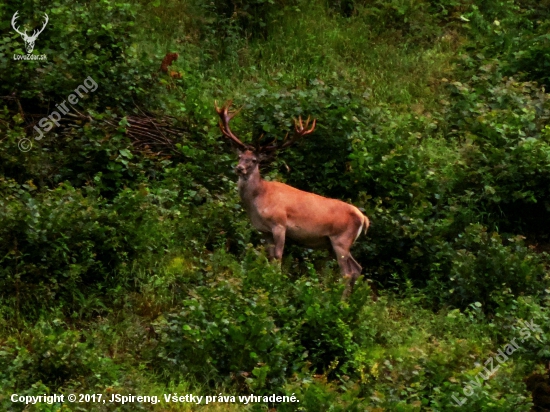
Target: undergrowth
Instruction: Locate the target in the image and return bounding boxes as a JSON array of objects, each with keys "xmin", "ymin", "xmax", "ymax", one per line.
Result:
[{"xmin": 1, "ymin": 0, "xmax": 550, "ymax": 410}]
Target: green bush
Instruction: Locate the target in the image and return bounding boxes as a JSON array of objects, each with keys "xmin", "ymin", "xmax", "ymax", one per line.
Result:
[
  {"xmin": 154, "ymin": 248, "xmax": 373, "ymax": 391},
  {"xmin": 0, "ymin": 179, "xmax": 175, "ymax": 318},
  {"xmin": 0, "ymin": 319, "xmax": 119, "ymax": 394},
  {"xmin": 444, "ymin": 60, "xmax": 550, "ymax": 234},
  {"xmin": 427, "ymin": 224, "xmax": 546, "ymax": 308}
]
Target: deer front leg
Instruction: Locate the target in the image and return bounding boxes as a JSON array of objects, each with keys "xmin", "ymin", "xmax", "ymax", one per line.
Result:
[
  {"xmin": 271, "ymin": 225, "xmax": 286, "ymax": 261},
  {"xmin": 261, "ymin": 232, "xmax": 276, "ymax": 260}
]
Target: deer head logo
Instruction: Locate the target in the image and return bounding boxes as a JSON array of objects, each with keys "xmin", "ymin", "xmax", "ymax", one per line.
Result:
[{"xmin": 11, "ymin": 11, "xmax": 49, "ymax": 54}]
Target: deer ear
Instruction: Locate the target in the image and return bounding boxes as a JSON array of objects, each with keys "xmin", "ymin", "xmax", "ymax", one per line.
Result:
[{"xmin": 258, "ymin": 152, "xmax": 270, "ymax": 162}]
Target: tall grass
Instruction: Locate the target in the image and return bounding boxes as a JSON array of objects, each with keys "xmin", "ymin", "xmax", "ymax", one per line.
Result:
[{"xmin": 132, "ymin": 0, "xmax": 456, "ymax": 109}]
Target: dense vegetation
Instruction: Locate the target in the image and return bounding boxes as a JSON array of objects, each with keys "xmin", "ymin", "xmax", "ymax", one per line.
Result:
[{"xmin": 1, "ymin": 0, "xmax": 550, "ymax": 410}]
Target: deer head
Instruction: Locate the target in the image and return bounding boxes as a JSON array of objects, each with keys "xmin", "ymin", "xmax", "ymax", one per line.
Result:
[
  {"xmin": 12, "ymin": 11, "xmax": 49, "ymax": 54},
  {"xmin": 214, "ymin": 100, "xmax": 316, "ymax": 175}
]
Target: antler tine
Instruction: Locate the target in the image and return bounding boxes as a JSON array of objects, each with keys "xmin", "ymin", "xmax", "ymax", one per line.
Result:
[
  {"xmin": 229, "ymin": 101, "xmax": 243, "ymax": 119},
  {"xmin": 215, "ymin": 99, "xmax": 243, "ymax": 120},
  {"xmin": 11, "ymin": 11, "xmax": 26, "ymax": 37},
  {"xmin": 278, "ymin": 116, "xmax": 316, "ymax": 149},
  {"xmin": 214, "ymin": 100, "xmax": 249, "ymax": 150},
  {"xmin": 253, "ymin": 133, "xmax": 265, "ymax": 151},
  {"xmin": 259, "ymin": 134, "xmax": 279, "ymax": 152},
  {"xmin": 32, "ymin": 13, "xmax": 48, "ymax": 38},
  {"xmin": 259, "ymin": 115, "xmax": 316, "ymax": 153}
]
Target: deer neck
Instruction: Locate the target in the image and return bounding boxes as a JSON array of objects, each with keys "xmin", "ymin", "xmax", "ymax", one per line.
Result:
[{"xmin": 237, "ymin": 166, "xmax": 264, "ymax": 208}]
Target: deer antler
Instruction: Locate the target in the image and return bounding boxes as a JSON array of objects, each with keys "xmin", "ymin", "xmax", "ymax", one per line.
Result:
[
  {"xmin": 260, "ymin": 115, "xmax": 316, "ymax": 153},
  {"xmin": 214, "ymin": 101, "xmax": 316, "ymax": 153},
  {"xmin": 283, "ymin": 115, "xmax": 317, "ymax": 149},
  {"xmin": 11, "ymin": 11, "xmax": 27, "ymax": 37},
  {"xmin": 29, "ymin": 13, "xmax": 49, "ymax": 40},
  {"xmin": 214, "ymin": 100, "xmax": 250, "ymax": 150}
]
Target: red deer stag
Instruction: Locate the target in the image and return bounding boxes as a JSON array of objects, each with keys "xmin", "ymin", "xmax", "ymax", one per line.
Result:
[{"xmin": 215, "ymin": 101, "xmax": 370, "ymax": 297}]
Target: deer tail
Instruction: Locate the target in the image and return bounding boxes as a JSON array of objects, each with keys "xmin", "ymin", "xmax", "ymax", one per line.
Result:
[{"xmin": 363, "ymin": 214, "xmax": 370, "ymax": 235}]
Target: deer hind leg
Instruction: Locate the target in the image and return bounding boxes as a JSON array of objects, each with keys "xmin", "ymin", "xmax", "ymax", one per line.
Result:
[
  {"xmin": 344, "ymin": 254, "xmax": 363, "ymax": 298},
  {"xmin": 348, "ymin": 255, "xmax": 363, "ymax": 285},
  {"xmin": 330, "ymin": 238, "xmax": 362, "ymax": 299}
]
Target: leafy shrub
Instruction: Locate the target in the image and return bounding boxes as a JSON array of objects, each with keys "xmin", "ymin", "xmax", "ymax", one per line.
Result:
[
  {"xmin": 0, "ymin": 179, "xmax": 176, "ymax": 318},
  {"xmin": 427, "ymin": 224, "xmax": 546, "ymax": 308},
  {"xmin": 0, "ymin": 319, "xmax": 120, "ymax": 411},
  {"xmin": 153, "ymin": 248, "xmax": 374, "ymax": 391},
  {"xmin": 444, "ymin": 60, "xmax": 550, "ymax": 234}
]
